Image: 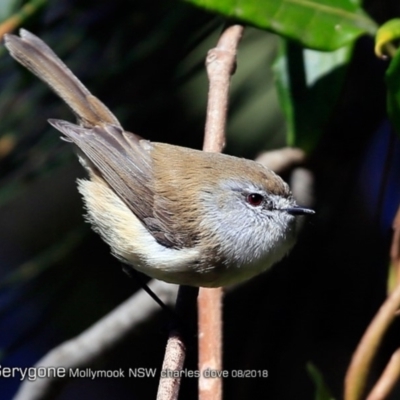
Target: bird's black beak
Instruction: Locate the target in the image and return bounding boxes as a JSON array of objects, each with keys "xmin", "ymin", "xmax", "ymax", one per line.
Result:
[{"xmin": 284, "ymin": 207, "xmax": 315, "ymax": 216}]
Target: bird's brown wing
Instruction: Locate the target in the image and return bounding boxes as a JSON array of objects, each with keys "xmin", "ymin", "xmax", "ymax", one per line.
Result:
[{"xmin": 48, "ymin": 119, "xmax": 183, "ymax": 249}]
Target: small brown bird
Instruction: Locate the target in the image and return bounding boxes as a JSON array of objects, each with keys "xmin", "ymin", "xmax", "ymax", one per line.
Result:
[{"xmin": 4, "ymin": 29, "xmax": 313, "ymax": 287}]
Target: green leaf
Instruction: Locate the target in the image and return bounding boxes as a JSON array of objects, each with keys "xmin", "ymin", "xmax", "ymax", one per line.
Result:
[
  {"xmin": 386, "ymin": 49, "xmax": 400, "ymax": 137},
  {"xmin": 0, "ymin": 0, "xmax": 20, "ymax": 21},
  {"xmin": 273, "ymin": 39, "xmax": 353, "ymax": 152},
  {"xmin": 307, "ymin": 362, "xmax": 336, "ymax": 400},
  {"xmin": 375, "ymin": 18, "xmax": 400, "ymax": 59},
  {"xmin": 183, "ymin": 0, "xmax": 377, "ymax": 50},
  {"xmin": 0, "ymin": 0, "xmax": 47, "ymax": 35}
]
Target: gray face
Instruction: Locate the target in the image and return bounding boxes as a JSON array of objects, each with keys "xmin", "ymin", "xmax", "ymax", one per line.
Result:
[{"xmin": 199, "ymin": 178, "xmax": 298, "ymax": 272}]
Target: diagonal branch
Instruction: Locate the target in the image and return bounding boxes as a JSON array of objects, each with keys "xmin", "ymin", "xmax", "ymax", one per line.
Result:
[
  {"xmin": 366, "ymin": 347, "xmax": 400, "ymax": 400},
  {"xmin": 13, "ymin": 280, "xmax": 178, "ymax": 400},
  {"xmin": 344, "ymin": 282, "xmax": 400, "ymax": 400}
]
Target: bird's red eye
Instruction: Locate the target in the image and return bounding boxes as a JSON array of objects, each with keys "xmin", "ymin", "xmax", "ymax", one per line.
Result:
[{"xmin": 246, "ymin": 193, "xmax": 263, "ymax": 206}]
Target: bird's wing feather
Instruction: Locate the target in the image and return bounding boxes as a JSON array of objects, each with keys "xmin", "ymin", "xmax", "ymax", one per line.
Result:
[{"xmin": 48, "ymin": 119, "xmax": 183, "ymax": 248}]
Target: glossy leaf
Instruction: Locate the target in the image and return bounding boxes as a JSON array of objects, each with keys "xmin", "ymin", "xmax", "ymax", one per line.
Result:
[
  {"xmin": 0, "ymin": 0, "xmax": 20, "ymax": 21},
  {"xmin": 273, "ymin": 39, "xmax": 353, "ymax": 151},
  {"xmin": 0, "ymin": 0, "xmax": 47, "ymax": 38},
  {"xmin": 183, "ymin": 0, "xmax": 377, "ymax": 50},
  {"xmin": 386, "ymin": 50, "xmax": 400, "ymax": 137},
  {"xmin": 375, "ymin": 18, "xmax": 400, "ymax": 59}
]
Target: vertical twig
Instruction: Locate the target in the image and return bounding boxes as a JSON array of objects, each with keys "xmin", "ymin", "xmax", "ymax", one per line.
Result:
[
  {"xmin": 157, "ymin": 286, "xmax": 198, "ymax": 400},
  {"xmin": 157, "ymin": 332, "xmax": 187, "ymax": 400},
  {"xmin": 198, "ymin": 23, "xmax": 244, "ymax": 400},
  {"xmin": 202, "ymin": 24, "xmax": 244, "ymax": 153}
]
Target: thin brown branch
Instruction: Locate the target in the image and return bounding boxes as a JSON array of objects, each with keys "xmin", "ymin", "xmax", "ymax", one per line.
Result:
[
  {"xmin": 255, "ymin": 147, "xmax": 306, "ymax": 174},
  {"xmin": 157, "ymin": 285, "xmax": 198, "ymax": 400},
  {"xmin": 202, "ymin": 24, "xmax": 244, "ymax": 153},
  {"xmin": 390, "ymin": 204, "xmax": 400, "ymax": 287},
  {"xmin": 366, "ymin": 348, "xmax": 400, "ymax": 400},
  {"xmin": 157, "ymin": 332, "xmax": 187, "ymax": 400},
  {"xmin": 344, "ymin": 283, "xmax": 400, "ymax": 400},
  {"xmin": 362, "ymin": 205, "xmax": 400, "ymax": 400},
  {"xmin": 198, "ymin": 23, "xmax": 244, "ymax": 400},
  {"xmin": 198, "ymin": 287, "xmax": 223, "ymax": 399}
]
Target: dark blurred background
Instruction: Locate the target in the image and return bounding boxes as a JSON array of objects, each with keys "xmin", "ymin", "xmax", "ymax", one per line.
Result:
[{"xmin": 0, "ymin": 0, "xmax": 400, "ymax": 399}]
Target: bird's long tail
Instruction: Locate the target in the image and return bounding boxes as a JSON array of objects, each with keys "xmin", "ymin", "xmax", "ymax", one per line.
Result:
[{"xmin": 4, "ymin": 29, "xmax": 121, "ymax": 128}]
